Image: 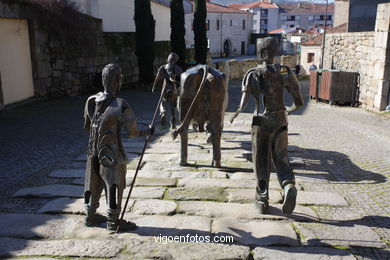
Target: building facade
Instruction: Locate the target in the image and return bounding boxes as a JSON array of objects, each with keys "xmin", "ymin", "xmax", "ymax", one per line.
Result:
[
  {"xmin": 229, "ymin": 1, "xmax": 279, "ymax": 34},
  {"xmin": 278, "ymin": 3, "xmax": 334, "ymax": 30},
  {"xmin": 185, "ymin": 2, "xmax": 253, "ymax": 57}
]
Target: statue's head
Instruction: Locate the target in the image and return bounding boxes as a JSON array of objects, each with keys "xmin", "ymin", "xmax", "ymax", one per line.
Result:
[
  {"xmin": 102, "ymin": 63, "xmax": 122, "ymax": 94},
  {"xmin": 257, "ymin": 37, "xmax": 279, "ymax": 63},
  {"xmin": 167, "ymin": 53, "xmax": 179, "ymax": 64}
]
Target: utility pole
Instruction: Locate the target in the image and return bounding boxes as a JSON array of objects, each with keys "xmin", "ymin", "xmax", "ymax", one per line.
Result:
[{"xmin": 320, "ymin": 0, "xmax": 328, "ymax": 69}]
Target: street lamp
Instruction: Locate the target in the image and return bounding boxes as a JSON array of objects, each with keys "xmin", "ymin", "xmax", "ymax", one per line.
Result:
[{"xmin": 320, "ymin": 0, "xmax": 328, "ymax": 69}]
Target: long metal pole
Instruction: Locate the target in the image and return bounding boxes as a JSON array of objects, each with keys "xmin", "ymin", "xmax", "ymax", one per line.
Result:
[{"xmin": 320, "ymin": 0, "xmax": 328, "ymax": 69}]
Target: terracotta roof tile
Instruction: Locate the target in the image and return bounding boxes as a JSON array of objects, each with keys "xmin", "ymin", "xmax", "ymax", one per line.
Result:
[
  {"xmin": 207, "ymin": 2, "xmax": 251, "ymax": 14},
  {"xmin": 279, "ymin": 3, "xmax": 334, "ymax": 14},
  {"xmin": 302, "ymin": 23, "xmax": 347, "ymax": 46},
  {"xmin": 229, "ymin": 1, "xmax": 279, "ymax": 10}
]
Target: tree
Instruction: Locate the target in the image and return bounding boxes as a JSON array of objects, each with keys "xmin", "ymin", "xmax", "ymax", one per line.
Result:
[
  {"xmin": 134, "ymin": 0, "xmax": 155, "ymax": 83},
  {"xmin": 193, "ymin": 0, "xmax": 207, "ymax": 64},
  {"xmin": 170, "ymin": 0, "xmax": 186, "ymax": 68}
]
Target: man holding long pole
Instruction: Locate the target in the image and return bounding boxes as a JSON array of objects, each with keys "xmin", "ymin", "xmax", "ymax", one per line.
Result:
[{"xmin": 83, "ymin": 64, "xmax": 155, "ymax": 232}]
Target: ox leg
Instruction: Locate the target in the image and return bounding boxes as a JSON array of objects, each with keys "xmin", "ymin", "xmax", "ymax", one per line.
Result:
[
  {"xmin": 179, "ymin": 128, "xmax": 188, "ymax": 166},
  {"xmin": 209, "ymin": 122, "xmax": 221, "ymax": 168}
]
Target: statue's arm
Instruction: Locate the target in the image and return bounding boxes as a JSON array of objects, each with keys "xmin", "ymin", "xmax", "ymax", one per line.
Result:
[
  {"xmin": 83, "ymin": 97, "xmax": 95, "ymax": 132},
  {"xmin": 230, "ymin": 70, "xmax": 255, "ymax": 123},
  {"xmin": 283, "ymin": 66, "xmax": 304, "ymax": 114},
  {"xmin": 152, "ymin": 65, "xmax": 165, "ymax": 93}
]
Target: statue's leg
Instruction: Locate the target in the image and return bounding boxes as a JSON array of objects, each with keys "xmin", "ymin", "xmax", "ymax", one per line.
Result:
[
  {"xmin": 84, "ymin": 156, "xmax": 105, "ymax": 226},
  {"xmin": 252, "ymin": 119, "xmax": 271, "ymax": 214},
  {"xmin": 160, "ymin": 96, "xmax": 168, "ymax": 126},
  {"xmin": 208, "ymin": 121, "xmax": 221, "ymax": 167},
  {"xmin": 170, "ymin": 94, "xmax": 177, "ymax": 129},
  {"xmin": 272, "ymin": 126, "xmax": 296, "ymax": 214},
  {"xmin": 179, "ymin": 128, "xmax": 188, "ymax": 166}
]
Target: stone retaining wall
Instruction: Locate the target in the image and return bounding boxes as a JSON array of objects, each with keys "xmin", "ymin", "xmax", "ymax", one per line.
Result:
[
  {"xmin": 323, "ymin": 3, "xmax": 390, "ymax": 111},
  {"xmin": 0, "ymin": 0, "xmax": 170, "ymax": 100}
]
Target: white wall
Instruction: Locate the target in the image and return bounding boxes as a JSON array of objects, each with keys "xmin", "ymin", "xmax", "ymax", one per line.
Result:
[
  {"xmin": 300, "ymin": 45, "xmax": 321, "ymax": 75},
  {"xmin": 0, "ymin": 18, "xmax": 34, "ymax": 105},
  {"xmin": 151, "ymin": 1, "xmax": 170, "ymax": 41}
]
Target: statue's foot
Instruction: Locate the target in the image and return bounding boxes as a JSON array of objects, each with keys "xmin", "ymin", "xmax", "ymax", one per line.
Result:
[
  {"xmin": 179, "ymin": 159, "xmax": 188, "ymax": 166},
  {"xmin": 255, "ymin": 200, "xmax": 269, "ymax": 214},
  {"xmin": 212, "ymin": 160, "xmax": 221, "ymax": 168},
  {"xmin": 107, "ymin": 219, "xmax": 137, "ymax": 232},
  {"xmin": 282, "ymin": 184, "xmax": 297, "ymax": 215},
  {"xmin": 85, "ymin": 213, "xmax": 106, "ymax": 227}
]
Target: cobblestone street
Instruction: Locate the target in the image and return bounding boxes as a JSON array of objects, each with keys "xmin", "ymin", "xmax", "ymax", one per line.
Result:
[{"xmin": 0, "ymin": 80, "xmax": 389, "ymax": 259}]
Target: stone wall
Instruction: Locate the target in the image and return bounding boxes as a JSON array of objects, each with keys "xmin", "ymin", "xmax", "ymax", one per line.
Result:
[
  {"xmin": 0, "ymin": 0, "xmax": 170, "ymax": 101},
  {"xmin": 215, "ymin": 58, "xmax": 258, "ymax": 80},
  {"xmin": 323, "ymin": 3, "xmax": 390, "ymax": 111}
]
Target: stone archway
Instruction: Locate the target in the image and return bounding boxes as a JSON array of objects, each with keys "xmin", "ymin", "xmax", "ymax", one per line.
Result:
[{"xmin": 223, "ymin": 39, "xmax": 231, "ymax": 57}]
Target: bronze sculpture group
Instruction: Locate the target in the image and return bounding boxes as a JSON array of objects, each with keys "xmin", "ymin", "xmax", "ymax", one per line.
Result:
[{"xmin": 83, "ymin": 37, "xmax": 303, "ymax": 231}]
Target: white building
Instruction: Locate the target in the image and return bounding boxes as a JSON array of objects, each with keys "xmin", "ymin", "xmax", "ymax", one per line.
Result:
[
  {"xmin": 229, "ymin": 1, "xmax": 279, "ymax": 34},
  {"xmin": 73, "ymin": 0, "xmax": 192, "ymax": 42},
  {"xmin": 185, "ymin": 2, "xmax": 253, "ymax": 57}
]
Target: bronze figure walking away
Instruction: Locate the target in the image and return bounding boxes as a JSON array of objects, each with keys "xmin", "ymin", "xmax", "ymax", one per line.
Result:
[
  {"xmin": 83, "ymin": 64, "xmax": 153, "ymax": 231},
  {"xmin": 152, "ymin": 53, "xmax": 183, "ymax": 129},
  {"xmin": 232, "ymin": 37, "xmax": 304, "ymax": 215}
]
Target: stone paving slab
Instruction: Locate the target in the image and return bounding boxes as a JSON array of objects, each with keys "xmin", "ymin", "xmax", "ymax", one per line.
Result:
[
  {"xmin": 129, "ymin": 177, "xmax": 177, "ymax": 187},
  {"xmin": 127, "ymin": 169, "xmax": 171, "ymax": 178},
  {"xmin": 142, "ymin": 153, "xmax": 178, "ymax": 162},
  {"xmin": 48, "ymin": 169, "xmax": 84, "ymax": 178},
  {"xmin": 252, "ymin": 246, "xmax": 355, "ymax": 259},
  {"xmin": 211, "ymin": 171, "xmax": 229, "ymax": 178},
  {"xmin": 131, "ymin": 215, "xmax": 211, "ymax": 237},
  {"xmin": 177, "ymin": 201, "xmax": 318, "ymax": 221},
  {"xmin": 294, "ymin": 222, "xmax": 387, "ymax": 248},
  {"xmin": 130, "ymin": 199, "xmax": 177, "ymax": 215},
  {"xmin": 125, "ymin": 187, "xmax": 166, "ymax": 199},
  {"xmin": 165, "ymin": 187, "xmax": 227, "ymax": 201},
  {"xmin": 0, "ymin": 213, "xmax": 81, "ymax": 239},
  {"xmin": 225, "ymin": 189, "xmax": 283, "ymax": 204},
  {"xmin": 37, "ymin": 197, "xmax": 115, "ymax": 215},
  {"xmin": 170, "ymin": 171, "xmax": 211, "ymax": 178},
  {"xmin": 178, "ymin": 178, "xmax": 288, "ymax": 190},
  {"xmin": 71, "ymin": 178, "xmax": 84, "ymax": 185},
  {"xmin": 212, "ymin": 219, "xmax": 299, "ymax": 246},
  {"xmin": 124, "ymin": 237, "xmax": 250, "ymax": 259},
  {"xmin": 12, "ymin": 185, "xmax": 83, "ymax": 198},
  {"xmin": 297, "ymin": 192, "xmax": 348, "ymax": 206},
  {"xmin": 0, "ymin": 237, "xmax": 125, "ymax": 258}
]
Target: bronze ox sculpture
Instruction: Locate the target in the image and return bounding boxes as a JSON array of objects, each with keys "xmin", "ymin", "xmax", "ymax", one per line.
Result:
[
  {"xmin": 172, "ymin": 64, "xmax": 228, "ymax": 168},
  {"xmin": 231, "ymin": 37, "xmax": 304, "ymax": 215}
]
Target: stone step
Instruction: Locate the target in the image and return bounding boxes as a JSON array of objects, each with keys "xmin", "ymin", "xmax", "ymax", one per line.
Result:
[
  {"xmin": 212, "ymin": 219, "xmax": 299, "ymax": 247},
  {"xmin": 0, "ymin": 237, "xmax": 125, "ymax": 258},
  {"xmin": 294, "ymin": 222, "xmax": 387, "ymax": 248},
  {"xmin": 165, "ymin": 187, "xmax": 227, "ymax": 202},
  {"xmin": 127, "ymin": 177, "xmax": 177, "ymax": 187},
  {"xmin": 252, "ymin": 246, "xmax": 355, "ymax": 260},
  {"xmin": 12, "ymin": 185, "xmax": 83, "ymax": 198},
  {"xmin": 177, "ymin": 201, "xmax": 318, "ymax": 221}
]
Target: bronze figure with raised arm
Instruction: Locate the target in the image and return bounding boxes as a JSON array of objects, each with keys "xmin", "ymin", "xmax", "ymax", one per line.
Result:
[{"xmin": 231, "ymin": 37, "xmax": 304, "ymax": 214}]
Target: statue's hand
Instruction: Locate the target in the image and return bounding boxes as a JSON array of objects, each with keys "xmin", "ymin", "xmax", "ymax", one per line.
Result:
[{"xmin": 99, "ymin": 155, "xmax": 114, "ymax": 167}]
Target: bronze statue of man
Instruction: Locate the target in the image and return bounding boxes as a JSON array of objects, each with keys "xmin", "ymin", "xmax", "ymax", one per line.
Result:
[
  {"xmin": 232, "ymin": 37, "xmax": 304, "ymax": 214},
  {"xmin": 83, "ymin": 64, "xmax": 153, "ymax": 231},
  {"xmin": 152, "ymin": 53, "xmax": 183, "ymax": 128}
]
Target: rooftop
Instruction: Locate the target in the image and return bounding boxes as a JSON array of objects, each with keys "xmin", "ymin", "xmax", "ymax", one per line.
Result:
[
  {"xmin": 302, "ymin": 23, "xmax": 347, "ymax": 46},
  {"xmin": 279, "ymin": 3, "xmax": 334, "ymax": 14},
  {"xmin": 206, "ymin": 2, "xmax": 251, "ymax": 14},
  {"xmin": 229, "ymin": 1, "xmax": 279, "ymax": 10}
]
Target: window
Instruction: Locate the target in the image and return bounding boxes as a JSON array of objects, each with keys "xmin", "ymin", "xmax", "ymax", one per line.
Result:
[
  {"xmin": 253, "ymin": 19, "xmax": 257, "ymax": 25},
  {"xmin": 307, "ymin": 53, "xmax": 315, "ymax": 63},
  {"xmin": 316, "ymin": 15, "xmax": 325, "ymax": 21},
  {"xmin": 230, "ymin": 20, "xmax": 232, "ymax": 27},
  {"xmin": 260, "ymin": 19, "xmax": 268, "ymax": 25},
  {"xmin": 282, "ymin": 15, "xmax": 287, "ymax": 21},
  {"xmin": 242, "ymin": 19, "xmax": 246, "ymax": 30},
  {"xmin": 327, "ymin": 15, "xmax": 332, "ymax": 20},
  {"xmin": 289, "ymin": 24, "xmax": 295, "ymax": 28},
  {"xmin": 295, "ymin": 15, "xmax": 301, "ymax": 21},
  {"xmin": 287, "ymin": 16, "xmax": 296, "ymax": 21},
  {"xmin": 260, "ymin": 29, "xmax": 267, "ymax": 34},
  {"xmin": 261, "ymin": 9, "xmax": 268, "ymax": 16},
  {"xmin": 308, "ymin": 16, "xmax": 314, "ymax": 21},
  {"xmin": 217, "ymin": 20, "xmax": 220, "ymax": 30},
  {"xmin": 206, "ymin": 19, "xmax": 210, "ymax": 30}
]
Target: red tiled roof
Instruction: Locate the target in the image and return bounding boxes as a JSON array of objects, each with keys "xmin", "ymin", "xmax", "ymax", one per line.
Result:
[
  {"xmin": 279, "ymin": 3, "xmax": 334, "ymax": 14},
  {"xmin": 269, "ymin": 28, "xmax": 285, "ymax": 34},
  {"xmin": 229, "ymin": 2, "xmax": 279, "ymax": 10},
  {"xmin": 207, "ymin": 2, "xmax": 251, "ymax": 14},
  {"xmin": 302, "ymin": 23, "xmax": 347, "ymax": 46}
]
